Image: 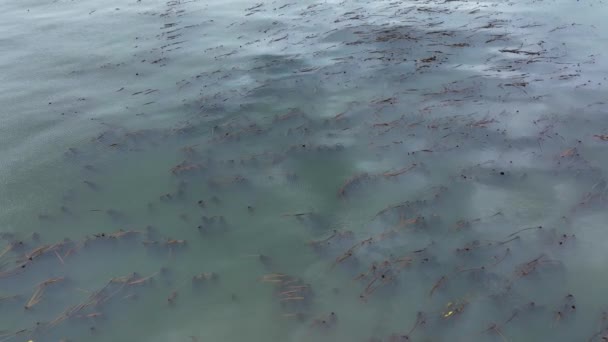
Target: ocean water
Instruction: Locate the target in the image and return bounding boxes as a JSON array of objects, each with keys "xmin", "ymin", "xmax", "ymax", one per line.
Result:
[{"xmin": 1, "ymin": 0, "xmax": 608, "ymax": 341}]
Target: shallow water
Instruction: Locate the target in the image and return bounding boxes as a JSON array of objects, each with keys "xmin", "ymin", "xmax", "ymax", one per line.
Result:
[{"xmin": 1, "ymin": 0, "xmax": 608, "ymax": 341}]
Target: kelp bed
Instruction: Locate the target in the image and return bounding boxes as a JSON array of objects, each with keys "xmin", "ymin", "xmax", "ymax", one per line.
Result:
[{"xmin": 1, "ymin": 0, "xmax": 608, "ymax": 341}]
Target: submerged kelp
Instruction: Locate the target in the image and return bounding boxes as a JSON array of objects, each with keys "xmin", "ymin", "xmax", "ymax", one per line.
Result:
[{"xmin": 1, "ymin": 0, "xmax": 608, "ymax": 341}]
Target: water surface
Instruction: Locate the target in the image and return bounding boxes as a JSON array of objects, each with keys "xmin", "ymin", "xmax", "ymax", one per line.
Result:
[{"xmin": 1, "ymin": 0, "xmax": 608, "ymax": 341}]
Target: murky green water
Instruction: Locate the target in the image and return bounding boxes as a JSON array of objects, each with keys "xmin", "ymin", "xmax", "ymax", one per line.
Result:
[{"xmin": 1, "ymin": 0, "xmax": 608, "ymax": 341}]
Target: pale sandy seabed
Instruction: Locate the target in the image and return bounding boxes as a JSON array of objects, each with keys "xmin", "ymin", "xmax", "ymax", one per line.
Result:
[{"xmin": 1, "ymin": 0, "xmax": 608, "ymax": 341}]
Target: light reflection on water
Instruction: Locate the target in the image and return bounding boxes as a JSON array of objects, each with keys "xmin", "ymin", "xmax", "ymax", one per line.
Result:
[{"xmin": 1, "ymin": 0, "xmax": 608, "ymax": 341}]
